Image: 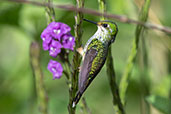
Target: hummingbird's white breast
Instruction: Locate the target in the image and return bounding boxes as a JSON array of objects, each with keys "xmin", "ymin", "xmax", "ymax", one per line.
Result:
[{"xmin": 83, "ymin": 26, "xmax": 110, "ymax": 54}]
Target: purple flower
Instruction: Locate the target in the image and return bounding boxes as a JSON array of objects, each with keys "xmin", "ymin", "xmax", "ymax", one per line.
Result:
[
  {"xmin": 41, "ymin": 34, "xmax": 52, "ymax": 44},
  {"xmin": 62, "ymin": 34, "xmax": 75, "ymax": 51},
  {"xmin": 50, "ymin": 22, "xmax": 71, "ymax": 40},
  {"xmin": 49, "ymin": 40, "xmax": 62, "ymax": 57},
  {"xmin": 40, "ymin": 21, "xmax": 74, "ymax": 53},
  {"xmin": 41, "ymin": 29, "xmax": 53, "ymax": 51},
  {"xmin": 42, "ymin": 41, "xmax": 50, "ymax": 50},
  {"xmin": 47, "ymin": 60, "xmax": 63, "ymax": 79},
  {"xmin": 41, "ymin": 22, "xmax": 75, "ymax": 79}
]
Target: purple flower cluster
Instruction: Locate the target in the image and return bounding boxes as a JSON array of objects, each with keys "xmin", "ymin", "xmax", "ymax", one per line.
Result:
[
  {"xmin": 47, "ymin": 60, "xmax": 63, "ymax": 79},
  {"xmin": 41, "ymin": 22, "xmax": 75, "ymax": 79}
]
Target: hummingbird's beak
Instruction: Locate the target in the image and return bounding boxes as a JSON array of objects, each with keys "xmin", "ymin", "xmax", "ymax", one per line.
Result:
[{"xmin": 83, "ymin": 19, "xmax": 97, "ymax": 25}]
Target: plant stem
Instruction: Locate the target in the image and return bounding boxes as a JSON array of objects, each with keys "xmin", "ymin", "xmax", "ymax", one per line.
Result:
[
  {"xmin": 119, "ymin": 0, "xmax": 151, "ymax": 106},
  {"xmin": 138, "ymin": 25, "xmax": 150, "ymax": 114},
  {"xmin": 98, "ymin": 0, "xmax": 125, "ymax": 113},
  {"xmin": 45, "ymin": 0, "xmax": 55, "ymax": 23},
  {"xmin": 68, "ymin": 0, "xmax": 84, "ymax": 113},
  {"xmin": 30, "ymin": 41, "xmax": 48, "ymax": 114},
  {"xmin": 106, "ymin": 47, "xmax": 125, "ymax": 114},
  {"xmin": 98, "ymin": 0, "xmax": 106, "ymax": 20},
  {"xmin": 80, "ymin": 97, "xmax": 92, "ymax": 114}
]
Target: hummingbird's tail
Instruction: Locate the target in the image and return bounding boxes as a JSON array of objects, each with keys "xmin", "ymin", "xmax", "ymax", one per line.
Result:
[{"xmin": 72, "ymin": 91, "xmax": 83, "ymax": 108}]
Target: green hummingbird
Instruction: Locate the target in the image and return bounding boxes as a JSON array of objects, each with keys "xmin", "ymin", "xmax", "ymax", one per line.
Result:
[{"xmin": 72, "ymin": 19, "xmax": 118, "ymax": 107}]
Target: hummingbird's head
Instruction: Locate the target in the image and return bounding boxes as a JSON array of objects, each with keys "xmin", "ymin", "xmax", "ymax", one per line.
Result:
[
  {"xmin": 83, "ymin": 19, "xmax": 118, "ymax": 43},
  {"xmin": 97, "ymin": 21, "xmax": 118, "ymax": 43}
]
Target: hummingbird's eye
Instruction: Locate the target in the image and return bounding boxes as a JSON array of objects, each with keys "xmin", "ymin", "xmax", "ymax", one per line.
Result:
[{"xmin": 102, "ymin": 24, "xmax": 108, "ymax": 28}]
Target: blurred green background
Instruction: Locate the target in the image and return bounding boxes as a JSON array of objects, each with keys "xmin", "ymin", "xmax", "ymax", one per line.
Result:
[{"xmin": 0, "ymin": 0, "xmax": 171, "ymax": 114}]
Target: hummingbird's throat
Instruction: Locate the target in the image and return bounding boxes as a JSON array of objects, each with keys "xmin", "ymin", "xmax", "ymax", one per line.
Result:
[{"xmin": 96, "ymin": 26, "xmax": 111, "ymax": 43}]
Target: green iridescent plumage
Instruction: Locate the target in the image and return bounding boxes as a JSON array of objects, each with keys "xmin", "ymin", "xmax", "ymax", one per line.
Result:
[
  {"xmin": 79, "ymin": 39, "xmax": 107, "ymax": 93},
  {"xmin": 73, "ymin": 19, "xmax": 118, "ymax": 107},
  {"xmin": 88, "ymin": 39, "xmax": 106, "ymax": 75}
]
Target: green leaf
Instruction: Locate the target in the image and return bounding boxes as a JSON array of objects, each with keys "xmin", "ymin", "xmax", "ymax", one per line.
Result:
[
  {"xmin": 0, "ymin": 3, "xmax": 22, "ymax": 25},
  {"xmin": 146, "ymin": 95, "xmax": 171, "ymax": 114}
]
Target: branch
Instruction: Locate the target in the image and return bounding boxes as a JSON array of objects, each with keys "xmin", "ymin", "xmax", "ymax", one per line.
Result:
[
  {"xmin": 5, "ymin": 0, "xmax": 171, "ymax": 34},
  {"xmin": 68, "ymin": 0, "xmax": 84, "ymax": 113},
  {"xmin": 30, "ymin": 41, "xmax": 48, "ymax": 114}
]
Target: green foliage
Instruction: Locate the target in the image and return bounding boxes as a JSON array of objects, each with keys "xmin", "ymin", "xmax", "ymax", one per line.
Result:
[
  {"xmin": 146, "ymin": 95, "xmax": 171, "ymax": 114},
  {"xmin": 0, "ymin": 3, "xmax": 22, "ymax": 25}
]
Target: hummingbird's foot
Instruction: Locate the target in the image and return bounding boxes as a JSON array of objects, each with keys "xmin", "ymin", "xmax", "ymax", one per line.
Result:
[
  {"xmin": 76, "ymin": 47, "xmax": 84, "ymax": 56},
  {"xmin": 78, "ymin": 66, "xmax": 81, "ymax": 72}
]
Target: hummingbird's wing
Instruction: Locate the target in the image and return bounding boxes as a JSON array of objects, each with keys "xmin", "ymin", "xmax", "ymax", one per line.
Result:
[
  {"xmin": 79, "ymin": 38, "xmax": 107, "ymax": 94},
  {"xmin": 78, "ymin": 47, "xmax": 98, "ymax": 93},
  {"xmin": 72, "ymin": 39, "xmax": 108, "ymax": 107}
]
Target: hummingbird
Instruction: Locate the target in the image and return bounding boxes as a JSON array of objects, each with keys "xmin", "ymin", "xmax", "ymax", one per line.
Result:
[{"xmin": 72, "ymin": 19, "xmax": 118, "ymax": 107}]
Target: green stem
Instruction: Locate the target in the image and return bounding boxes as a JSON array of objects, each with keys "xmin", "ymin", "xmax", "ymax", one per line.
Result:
[
  {"xmin": 106, "ymin": 47, "xmax": 125, "ymax": 114},
  {"xmin": 45, "ymin": 0, "xmax": 55, "ymax": 23},
  {"xmin": 68, "ymin": 0, "xmax": 84, "ymax": 113},
  {"xmin": 168, "ymin": 50, "xmax": 171, "ymax": 99},
  {"xmin": 119, "ymin": 0, "xmax": 151, "ymax": 106},
  {"xmin": 80, "ymin": 97, "xmax": 92, "ymax": 114},
  {"xmin": 139, "ymin": 30, "xmax": 150, "ymax": 114},
  {"xmin": 98, "ymin": 0, "xmax": 106, "ymax": 20},
  {"xmin": 30, "ymin": 41, "xmax": 48, "ymax": 114},
  {"xmin": 98, "ymin": 0, "xmax": 124, "ymax": 113}
]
